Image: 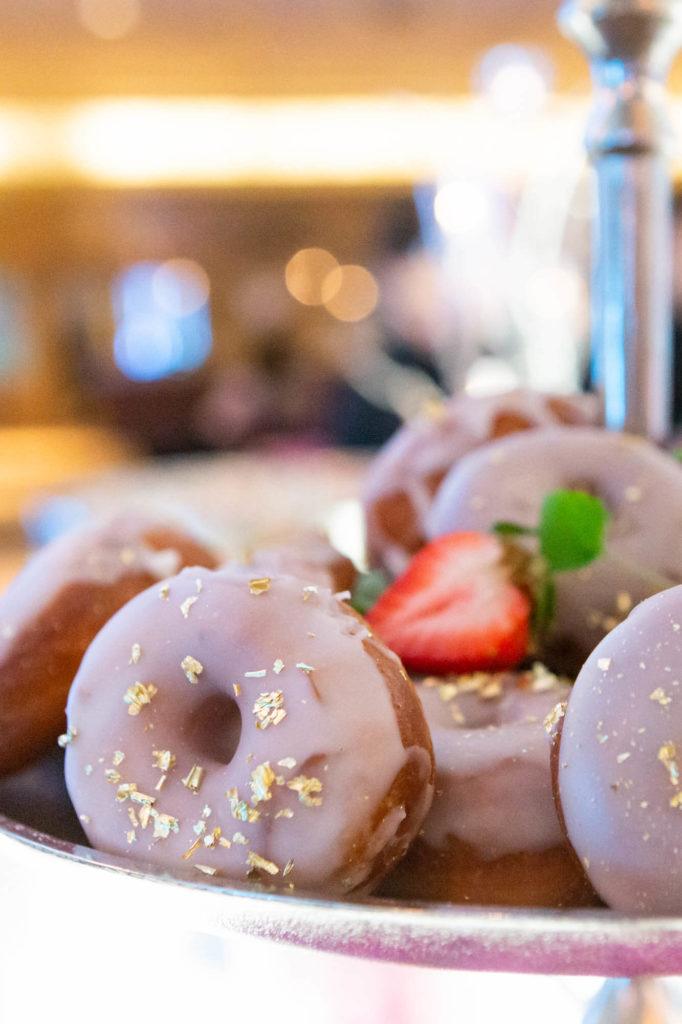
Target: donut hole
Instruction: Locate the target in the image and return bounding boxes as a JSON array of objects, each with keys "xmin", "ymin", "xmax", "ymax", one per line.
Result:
[{"xmin": 186, "ymin": 693, "xmax": 242, "ymax": 765}]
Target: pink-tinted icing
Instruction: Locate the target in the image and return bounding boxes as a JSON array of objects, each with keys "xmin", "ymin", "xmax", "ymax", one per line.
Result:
[
  {"xmin": 417, "ymin": 670, "xmax": 570, "ymax": 859},
  {"xmin": 559, "ymin": 585, "xmax": 682, "ymax": 913},
  {"xmin": 427, "ymin": 428, "xmax": 682, "ymax": 668},
  {"xmin": 64, "ymin": 568, "xmax": 434, "ymax": 896},
  {"xmin": 233, "ymin": 532, "xmax": 355, "ymax": 592},
  {"xmin": 363, "ymin": 390, "xmax": 599, "ymax": 575},
  {"xmin": 0, "ymin": 514, "xmax": 187, "ymax": 644}
]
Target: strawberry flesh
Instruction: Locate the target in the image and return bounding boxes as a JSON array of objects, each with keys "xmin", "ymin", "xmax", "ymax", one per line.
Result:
[{"xmin": 367, "ymin": 532, "xmax": 530, "ymax": 674}]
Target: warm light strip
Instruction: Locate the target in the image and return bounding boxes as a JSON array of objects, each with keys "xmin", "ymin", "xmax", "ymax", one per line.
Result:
[{"xmin": 0, "ymin": 95, "xmax": 678, "ymax": 187}]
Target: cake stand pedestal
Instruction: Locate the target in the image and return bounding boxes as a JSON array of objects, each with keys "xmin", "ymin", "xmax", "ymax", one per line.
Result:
[
  {"xmin": 560, "ymin": 0, "xmax": 682, "ymax": 1016},
  {"xmin": 560, "ymin": 0, "xmax": 682, "ymax": 440}
]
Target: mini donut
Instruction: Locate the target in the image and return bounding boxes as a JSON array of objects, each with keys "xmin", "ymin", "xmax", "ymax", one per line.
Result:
[
  {"xmin": 64, "ymin": 567, "xmax": 435, "ymax": 896},
  {"xmin": 380, "ymin": 667, "xmax": 597, "ymax": 907},
  {"xmin": 363, "ymin": 389, "xmax": 599, "ymax": 575},
  {"xmin": 557, "ymin": 585, "xmax": 682, "ymax": 913},
  {"xmin": 0, "ymin": 515, "xmax": 218, "ymax": 776},
  {"xmin": 427, "ymin": 428, "xmax": 682, "ymax": 673},
  {"xmin": 239, "ymin": 532, "xmax": 356, "ymax": 593}
]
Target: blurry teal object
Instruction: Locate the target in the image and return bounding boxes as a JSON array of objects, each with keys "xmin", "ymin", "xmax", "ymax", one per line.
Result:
[{"xmin": 0, "ymin": 277, "xmax": 29, "ymax": 380}]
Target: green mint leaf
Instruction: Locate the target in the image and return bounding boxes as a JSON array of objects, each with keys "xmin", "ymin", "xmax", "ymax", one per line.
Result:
[
  {"xmin": 539, "ymin": 489, "xmax": 609, "ymax": 574},
  {"xmin": 674, "ymin": 448, "xmax": 682, "ymax": 463},
  {"xmin": 350, "ymin": 569, "xmax": 390, "ymax": 616},
  {"xmin": 532, "ymin": 575, "xmax": 556, "ymax": 639},
  {"xmin": 493, "ymin": 521, "xmax": 537, "ymax": 538}
]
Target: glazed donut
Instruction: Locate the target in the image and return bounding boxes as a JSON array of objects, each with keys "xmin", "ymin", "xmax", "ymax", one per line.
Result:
[
  {"xmin": 238, "ymin": 532, "xmax": 356, "ymax": 593},
  {"xmin": 380, "ymin": 667, "xmax": 596, "ymax": 907},
  {"xmin": 427, "ymin": 428, "xmax": 682, "ymax": 673},
  {"xmin": 557, "ymin": 585, "xmax": 682, "ymax": 913},
  {"xmin": 64, "ymin": 567, "xmax": 434, "ymax": 895},
  {"xmin": 363, "ymin": 389, "xmax": 599, "ymax": 575},
  {"xmin": 0, "ymin": 515, "xmax": 218, "ymax": 776}
]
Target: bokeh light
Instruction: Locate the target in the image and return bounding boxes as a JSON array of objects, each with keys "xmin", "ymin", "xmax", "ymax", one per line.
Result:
[
  {"xmin": 112, "ymin": 261, "xmax": 212, "ymax": 382},
  {"xmin": 76, "ymin": 0, "xmax": 140, "ymax": 40},
  {"xmin": 475, "ymin": 45, "xmax": 553, "ymax": 118},
  {"xmin": 285, "ymin": 248, "xmax": 338, "ymax": 306},
  {"xmin": 152, "ymin": 259, "xmax": 211, "ymax": 318},
  {"xmin": 433, "ymin": 180, "xmax": 494, "ymax": 237},
  {"xmin": 322, "ymin": 265, "xmax": 379, "ymax": 322},
  {"xmin": 520, "ymin": 265, "xmax": 586, "ymax": 325}
]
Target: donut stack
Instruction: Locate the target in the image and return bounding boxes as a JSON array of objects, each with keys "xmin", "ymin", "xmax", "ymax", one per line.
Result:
[{"xmin": 3, "ymin": 384, "xmax": 682, "ymax": 913}]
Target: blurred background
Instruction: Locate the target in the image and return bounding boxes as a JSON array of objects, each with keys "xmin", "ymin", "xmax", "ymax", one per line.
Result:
[{"xmin": 1, "ymin": 0, "xmax": 681, "ymax": 563}]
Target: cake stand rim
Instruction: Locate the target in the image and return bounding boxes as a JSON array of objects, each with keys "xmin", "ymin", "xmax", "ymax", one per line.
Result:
[{"xmin": 4, "ymin": 809, "xmax": 682, "ymax": 977}]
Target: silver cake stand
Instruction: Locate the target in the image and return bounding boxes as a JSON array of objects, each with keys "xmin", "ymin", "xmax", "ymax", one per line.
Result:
[{"xmin": 2, "ymin": 2, "xmax": 682, "ymax": 1019}]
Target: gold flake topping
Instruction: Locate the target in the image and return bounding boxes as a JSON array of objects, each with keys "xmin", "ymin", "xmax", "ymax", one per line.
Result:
[
  {"xmin": 195, "ymin": 864, "xmax": 217, "ymax": 876},
  {"xmin": 249, "ymin": 577, "xmax": 271, "ymax": 596},
  {"xmin": 295, "ymin": 662, "xmax": 315, "ymax": 674},
  {"xmin": 275, "ymin": 808, "xmax": 294, "ymax": 819},
  {"xmin": 597, "ymin": 658, "xmax": 612, "ymax": 672},
  {"xmin": 130, "ymin": 789, "xmax": 156, "ymax": 806},
  {"xmin": 126, "ymin": 830, "xmax": 136, "ymax": 844},
  {"xmin": 671, "ymin": 792, "xmax": 682, "ymax": 809},
  {"xmin": 283, "ymin": 859, "xmax": 294, "ymax": 877},
  {"xmin": 232, "ymin": 831, "xmax": 248, "ymax": 845},
  {"xmin": 112, "ymin": 750, "xmax": 125, "ymax": 766},
  {"xmin": 273, "ymin": 658, "xmax": 285, "ymax": 675},
  {"xmin": 123, "ymin": 681, "xmax": 158, "ymax": 716},
  {"xmin": 129, "ymin": 643, "xmax": 142, "ymax": 665},
  {"xmin": 277, "ymin": 757, "xmax": 296, "ymax": 770},
  {"xmin": 196, "ymin": 578, "xmax": 203, "ymax": 593},
  {"xmin": 151, "ymin": 810, "xmax": 179, "ymax": 839},
  {"xmin": 182, "ymin": 836, "xmax": 203, "ymax": 861},
  {"xmin": 302, "ymin": 586, "xmax": 318, "ymax": 601},
  {"xmin": 203, "ymin": 827, "xmax": 222, "ymax": 848},
  {"xmin": 180, "ymin": 595, "xmax": 198, "ymax": 619},
  {"xmin": 233, "ymin": 683, "xmax": 242, "ymax": 697},
  {"xmin": 159, "ymin": 584, "xmax": 170, "ymax": 600},
  {"xmin": 116, "ymin": 782, "xmax": 137, "ymax": 802},
  {"xmin": 287, "ymin": 775, "xmax": 323, "ymax": 807},
  {"xmin": 253, "ymin": 690, "xmax": 287, "ymax": 730},
  {"xmin": 650, "ymin": 688, "xmax": 672, "ymax": 707},
  {"xmin": 247, "ymin": 851, "xmax": 280, "ymax": 876},
  {"xmin": 529, "ymin": 663, "xmax": 563, "ymax": 693},
  {"xmin": 181, "ymin": 655, "xmax": 203, "ymax": 685},
  {"xmin": 57, "ymin": 726, "xmax": 77, "ymax": 748},
  {"xmin": 227, "ymin": 787, "xmax": 260, "ymax": 823},
  {"xmin": 616, "ymin": 752, "xmax": 631, "ymax": 764},
  {"xmin": 250, "ymin": 762, "xmax": 278, "ymax": 804},
  {"xmin": 543, "ymin": 701, "xmax": 567, "ymax": 735},
  {"xmin": 182, "ymin": 764, "xmax": 205, "ymax": 792},
  {"xmin": 658, "ymin": 742, "xmax": 680, "ymax": 786},
  {"xmin": 105, "ymin": 768, "xmax": 122, "ymax": 784},
  {"xmin": 152, "ymin": 749, "xmax": 176, "ymax": 772}
]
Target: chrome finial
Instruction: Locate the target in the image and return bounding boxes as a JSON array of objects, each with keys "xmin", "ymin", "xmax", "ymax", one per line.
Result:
[{"xmin": 559, "ymin": 0, "xmax": 682, "ymax": 440}]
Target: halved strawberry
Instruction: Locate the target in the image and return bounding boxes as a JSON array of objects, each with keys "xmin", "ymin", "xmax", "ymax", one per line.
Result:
[{"xmin": 366, "ymin": 532, "xmax": 530, "ymax": 674}]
